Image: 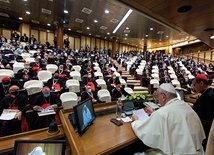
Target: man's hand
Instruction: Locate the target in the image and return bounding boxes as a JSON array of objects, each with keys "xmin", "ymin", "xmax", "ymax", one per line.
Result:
[
  {"xmin": 52, "ymin": 104, "xmax": 58, "ymax": 109},
  {"xmin": 33, "ymin": 106, "xmax": 40, "ymax": 111},
  {"xmin": 15, "ymin": 111, "xmax": 22, "ymax": 120},
  {"xmin": 132, "ymin": 115, "xmax": 139, "ymax": 121},
  {"xmin": 143, "ymin": 106, "xmax": 154, "ymax": 115}
]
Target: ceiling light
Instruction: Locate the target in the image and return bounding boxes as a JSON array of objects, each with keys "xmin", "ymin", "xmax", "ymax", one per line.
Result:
[
  {"xmin": 145, "ymin": 35, "xmax": 148, "ymax": 37},
  {"xmin": 26, "ymin": 11, "xmax": 30, "ymax": 14},
  {"xmin": 204, "ymin": 28, "xmax": 214, "ymax": 31},
  {"xmin": 210, "ymin": 35, "xmax": 214, "ymax": 39},
  {"xmin": 142, "ymin": 39, "xmax": 144, "ymax": 40},
  {"xmin": 126, "ymin": 27, "xmax": 129, "ymax": 30},
  {"xmin": 125, "ymin": 38, "xmax": 127, "ymax": 40},
  {"xmin": 23, "ymin": 0, "xmax": 27, "ymax": 1},
  {"xmin": 113, "ymin": 9, "xmax": 133, "ymax": 33},
  {"xmin": 150, "ymin": 28, "xmax": 153, "ymax": 30},
  {"xmin": 64, "ymin": 10, "xmax": 68, "ymax": 14},
  {"xmin": 68, "ymin": 28, "xmax": 71, "ymax": 31},
  {"xmin": 166, "ymin": 36, "xmax": 169, "ymax": 38},
  {"xmin": 104, "ymin": 37, "xmax": 107, "ymax": 39},
  {"xmin": 89, "ymin": 33, "xmax": 91, "ymax": 35},
  {"xmin": 47, "ymin": 23, "xmax": 51, "ymax": 26},
  {"xmin": 125, "ymin": 34, "xmax": 128, "ymax": 36},
  {"xmin": 94, "ymin": 20, "xmax": 98, "ymax": 23},
  {"xmin": 177, "ymin": 5, "xmax": 192, "ymax": 13},
  {"xmin": 105, "ymin": 10, "xmax": 109, "ymax": 14},
  {"xmin": 86, "ymin": 27, "xmax": 90, "ymax": 29},
  {"xmin": 107, "ymin": 32, "xmax": 110, "ymax": 35},
  {"xmin": 19, "ymin": 17, "xmax": 23, "ymax": 20}
]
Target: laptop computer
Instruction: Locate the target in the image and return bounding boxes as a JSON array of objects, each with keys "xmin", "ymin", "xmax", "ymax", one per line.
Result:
[{"xmin": 122, "ymin": 101, "xmax": 135, "ymax": 116}]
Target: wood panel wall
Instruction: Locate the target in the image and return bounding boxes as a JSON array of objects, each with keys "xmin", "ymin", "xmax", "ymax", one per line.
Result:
[{"xmin": 0, "ymin": 23, "xmax": 144, "ymax": 53}]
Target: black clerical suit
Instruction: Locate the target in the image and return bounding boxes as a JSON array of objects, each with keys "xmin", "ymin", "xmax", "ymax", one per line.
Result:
[
  {"xmin": 32, "ymin": 93, "xmax": 62, "ymax": 129},
  {"xmin": 193, "ymin": 88, "xmax": 214, "ymax": 150},
  {"xmin": 16, "ymin": 68, "xmax": 37, "ymax": 80},
  {"xmin": 112, "ymin": 86, "xmax": 130, "ymax": 99},
  {"xmin": 81, "ymin": 90, "xmax": 103, "ymax": 103},
  {"xmin": 0, "ymin": 94, "xmax": 30, "ymax": 136}
]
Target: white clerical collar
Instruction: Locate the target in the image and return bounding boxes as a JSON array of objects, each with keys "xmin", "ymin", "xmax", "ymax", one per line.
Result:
[{"xmin": 165, "ymin": 98, "xmax": 178, "ymax": 106}]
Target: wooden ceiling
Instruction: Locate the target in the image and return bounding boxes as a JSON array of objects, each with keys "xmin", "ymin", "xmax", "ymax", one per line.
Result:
[{"xmin": 0, "ymin": 0, "xmax": 213, "ymax": 49}]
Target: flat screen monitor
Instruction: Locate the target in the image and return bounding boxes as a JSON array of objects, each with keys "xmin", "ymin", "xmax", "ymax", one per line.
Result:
[
  {"xmin": 13, "ymin": 140, "xmax": 66, "ymax": 155},
  {"xmin": 73, "ymin": 98, "xmax": 96, "ymax": 135},
  {"xmin": 176, "ymin": 89, "xmax": 185, "ymax": 101}
]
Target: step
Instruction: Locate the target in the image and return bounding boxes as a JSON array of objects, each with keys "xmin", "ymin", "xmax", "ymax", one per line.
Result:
[
  {"xmin": 134, "ymin": 86, "xmax": 148, "ymax": 91},
  {"xmin": 127, "ymin": 79, "xmax": 140, "ymax": 84},
  {"xmin": 133, "ymin": 90, "xmax": 149, "ymax": 94},
  {"xmin": 127, "ymin": 82, "xmax": 141, "ymax": 86}
]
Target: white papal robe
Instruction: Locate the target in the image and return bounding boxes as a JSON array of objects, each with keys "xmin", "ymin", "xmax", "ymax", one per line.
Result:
[{"xmin": 132, "ymin": 98, "xmax": 205, "ymax": 155}]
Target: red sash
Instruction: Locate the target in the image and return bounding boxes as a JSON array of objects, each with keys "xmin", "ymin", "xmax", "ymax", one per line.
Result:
[
  {"xmin": 52, "ymin": 83, "xmax": 60, "ymax": 91},
  {"xmin": 87, "ymin": 81, "xmax": 95, "ymax": 92},
  {"xmin": 41, "ymin": 103, "xmax": 60, "ymax": 124}
]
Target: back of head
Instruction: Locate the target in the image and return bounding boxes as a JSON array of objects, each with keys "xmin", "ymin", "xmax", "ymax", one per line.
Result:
[
  {"xmin": 159, "ymin": 83, "xmax": 177, "ymax": 99},
  {"xmin": 195, "ymin": 73, "xmax": 209, "ymax": 85}
]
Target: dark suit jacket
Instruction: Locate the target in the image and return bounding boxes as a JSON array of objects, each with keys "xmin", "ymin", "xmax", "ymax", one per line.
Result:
[
  {"xmin": 81, "ymin": 91, "xmax": 101, "ymax": 103},
  {"xmin": 112, "ymin": 87, "xmax": 130, "ymax": 99},
  {"xmin": 31, "ymin": 93, "xmax": 62, "ymax": 108},
  {"xmin": 16, "ymin": 68, "xmax": 37, "ymax": 79},
  {"xmin": 0, "ymin": 94, "xmax": 30, "ymax": 114}
]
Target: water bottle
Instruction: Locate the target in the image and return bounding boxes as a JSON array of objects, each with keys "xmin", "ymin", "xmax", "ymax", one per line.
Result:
[{"xmin": 116, "ymin": 98, "xmax": 122, "ymax": 120}]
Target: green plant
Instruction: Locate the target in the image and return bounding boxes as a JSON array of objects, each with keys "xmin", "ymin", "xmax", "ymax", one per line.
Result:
[{"xmin": 126, "ymin": 93, "xmax": 148, "ymax": 102}]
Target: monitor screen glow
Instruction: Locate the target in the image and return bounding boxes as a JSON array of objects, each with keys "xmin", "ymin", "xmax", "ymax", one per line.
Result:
[
  {"xmin": 73, "ymin": 98, "xmax": 96, "ymax": 135},
  {"xmin": 13, "ymin": 140, "xmax": 66, "ymax": 155}
]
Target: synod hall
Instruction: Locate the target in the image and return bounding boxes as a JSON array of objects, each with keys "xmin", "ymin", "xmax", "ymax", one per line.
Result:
[{"xmin": 0, "ymin": 0, "xmax": 214, "ymax": 155}]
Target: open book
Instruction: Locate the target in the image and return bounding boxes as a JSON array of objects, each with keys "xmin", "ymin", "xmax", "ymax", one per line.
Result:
[
  {"xmin": 0, "ymin": 109, "xmax": 19, "ymax": 120},
  {"xmin": 37, "ymin": 105, "xmax": 56, "ymax": 116}
]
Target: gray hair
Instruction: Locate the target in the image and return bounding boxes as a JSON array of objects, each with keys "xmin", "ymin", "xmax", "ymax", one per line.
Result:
[{"xmin": 159, "ymin": 87, "xmax": 177, "ymax": 99}]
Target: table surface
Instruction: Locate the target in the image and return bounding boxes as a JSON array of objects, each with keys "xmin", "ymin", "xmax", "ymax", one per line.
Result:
[{"xmin": 60, "ymin": 102, "xmax": 138, "ymax": 155}]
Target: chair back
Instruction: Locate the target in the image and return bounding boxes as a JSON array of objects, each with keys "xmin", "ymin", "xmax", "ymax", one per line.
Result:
[
  {"xmin": 70, "ymin": 71, "xmax": 81, "ymax": 81},
  {"xmin": 66, "ymin": 79, "xmax": 80, "ymax": 93},
  {"xmin": 0, "ymin": 69, "xmax": 14, "ymax": 82},
  {"xmin": 46, "ymin": 64, "xmax": 58, "ymax": 74},
  {"xmin": 60, "ymin": 92, "xmax": 78, "ymax": 109},
  {"xmin": 23, "ymin": 80, "xmax": 44, "ymax": 95},
  {"xmin": 96, "ymin": 79, "xmax": 107, "ymax": 89},
  {"xmin": 97, "ymin": 89, "xmax": 111, "ymax": 103},
  {"xmin": 72, "ymin": 65, "xmax": 81, "ymax": 72},
  {"xmin": 38, "ymin": 70, "xmax": 52, "ymax": 82}
]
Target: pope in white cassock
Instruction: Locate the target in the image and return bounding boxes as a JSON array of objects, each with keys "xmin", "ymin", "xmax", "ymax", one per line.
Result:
[{"xmin": 132, "ymin": 83, "xmax": 205, "ymax": 155}]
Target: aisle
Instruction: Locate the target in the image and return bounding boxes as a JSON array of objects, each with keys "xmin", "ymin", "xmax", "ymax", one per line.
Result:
[{"xmin": 113, "ymin": 60, "xmax": 149, "ymax": 94}]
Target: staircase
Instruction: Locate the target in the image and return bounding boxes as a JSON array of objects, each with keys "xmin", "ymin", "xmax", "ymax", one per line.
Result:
[{"xmin": 113, "ymin": 60, "xmax": 149, "ymax": 94}]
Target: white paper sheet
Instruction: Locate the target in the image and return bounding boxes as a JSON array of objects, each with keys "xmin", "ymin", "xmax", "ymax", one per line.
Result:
[
  {"xmin": 121, "ymin": 117, "xmax": 132, "ymax": 122},
  {"xmin": 0, "ymin": 109, "xmax": 19, "ymax": 120},
  {"xmin": 133, "ymin": 109, "xmax": 149, "ymax": 123}
]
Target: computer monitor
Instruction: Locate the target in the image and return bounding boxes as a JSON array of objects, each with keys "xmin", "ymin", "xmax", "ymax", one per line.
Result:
[
  {"xmin": 73, "ymin": 98, "xmax": 96, "ymax": 135},
  {"xmin": 176, "ymin": 89, "xmax": 185, "ymax": 101},
  {"xmin": 13, "ymin": 140, "xmax": 66, "ymax": 155}
]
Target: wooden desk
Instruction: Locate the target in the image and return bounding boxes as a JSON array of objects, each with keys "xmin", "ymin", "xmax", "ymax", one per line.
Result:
[
  {"xmin": 60, "ymin": 102, "xmax": 138, "ymax": 155},
  {"xmin": 0, "ymin": 125, "xmax": 65, "ymax": 154}
]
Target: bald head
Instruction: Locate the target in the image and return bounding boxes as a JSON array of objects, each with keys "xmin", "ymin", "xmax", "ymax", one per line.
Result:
[
  {"xmin": 9, "ymin": 85, "xmax": 19, "ymax": 93},
  {"xmin": 42, "ymin": 87, "xmax": 50, "ymax": 94}
]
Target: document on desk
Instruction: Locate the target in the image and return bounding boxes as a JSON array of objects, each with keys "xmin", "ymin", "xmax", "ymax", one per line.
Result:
[
  {"xmin": 133, "ymin": 109, "xmax": 149, "ymax": 123},
  {"xmin": 0, "ymin": 109, "xmax": 19, "ymax": 120}
]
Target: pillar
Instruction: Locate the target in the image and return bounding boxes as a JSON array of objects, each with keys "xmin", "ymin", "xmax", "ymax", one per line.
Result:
[
  {"xmin": 57, "ymin": 24, "xmax": 63, "ymax": 48},
  {"xmin": 143, "ymin": 45, "xmax": 147, "ymax": 52},
  {"xmin": 112, "ymin": 37, "xmax": 117, "ymax": 57}
]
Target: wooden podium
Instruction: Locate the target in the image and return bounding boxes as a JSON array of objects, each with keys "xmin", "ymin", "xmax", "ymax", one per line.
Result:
[{"xmin": 59, "ymin": 102, "xmax": 138, "ymax": 155}]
